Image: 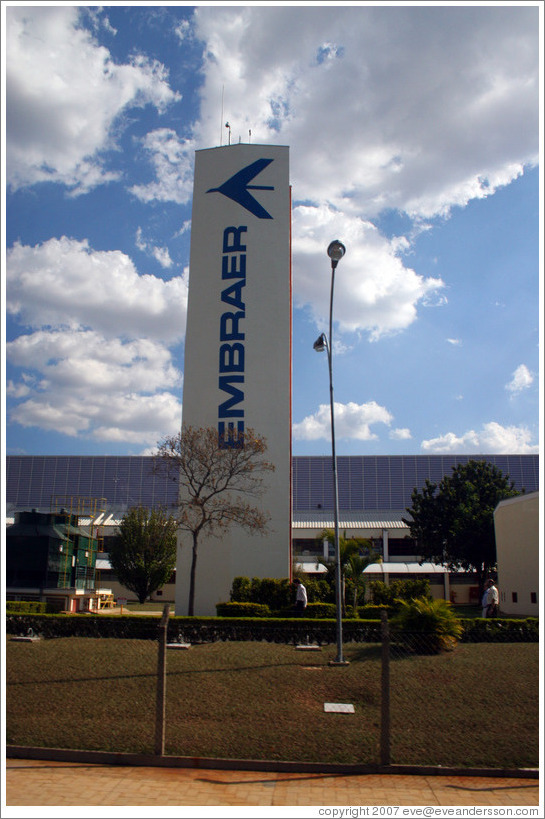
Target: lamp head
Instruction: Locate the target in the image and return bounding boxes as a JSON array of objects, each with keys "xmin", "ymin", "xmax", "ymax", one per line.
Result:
[
  {"xmin": 313, "ymin": 333, "xmax": 327, "ymax": 352},
  {"xmin": 327, "ymin": 240, "xmax": 346, "ymax": 268}
]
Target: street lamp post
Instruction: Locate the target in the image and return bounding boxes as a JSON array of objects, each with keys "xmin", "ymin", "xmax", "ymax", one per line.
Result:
[{"xmin": 313, "ymin": 240, "xmax": 348, "ymax": 666}]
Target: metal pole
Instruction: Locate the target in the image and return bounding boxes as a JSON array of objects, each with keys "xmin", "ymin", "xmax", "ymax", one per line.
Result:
[
  {"xmin": 155, "ymin": 603, "xmax": 170, "ymax": 755},
  {"xmin": 380, "ymin": 609, "xmax": 391, "ymax": 766},
  {"xmin": 327, "ymin": 264, "xmax": 346, "ymax": 666}
]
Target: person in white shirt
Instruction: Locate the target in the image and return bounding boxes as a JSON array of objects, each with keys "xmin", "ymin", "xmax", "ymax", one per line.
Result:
[
  {"xmin": 294, "ymin": 578, "xmax": 307, "ymax": 614},
  {"xmin": 481, "ymin": 579, "xmax": 499, "ymax": 617}
]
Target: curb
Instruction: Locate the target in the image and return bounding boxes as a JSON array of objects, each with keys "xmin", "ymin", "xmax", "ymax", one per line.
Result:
[{"xmin": 6, "ymin": 746, "xmax": 539, "ymax": 779}]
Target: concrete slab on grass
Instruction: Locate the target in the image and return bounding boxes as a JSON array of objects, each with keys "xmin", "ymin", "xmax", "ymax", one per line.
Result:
[{"xmin": 324, "ymin": 703, "xmax": 355, "ymax": 713}]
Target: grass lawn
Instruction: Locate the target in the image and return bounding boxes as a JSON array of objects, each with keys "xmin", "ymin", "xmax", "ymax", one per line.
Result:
[
  {"xmin": 123, "ymin": 601, "xmax": 172, "ymax": 611},
  {"xmin": 6, "ymin": 639, "xmax": 538, "ymax": 768}
]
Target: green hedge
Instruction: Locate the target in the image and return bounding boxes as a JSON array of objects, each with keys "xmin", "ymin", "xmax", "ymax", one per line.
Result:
[
  {"xmin": 216, "ymin": 602, "xmax": 271, "ymax": 617},
  {"xmin": 6, "ymin": 613, "xmax": 380, "ymax": 643},
  {"xmin": 6, "ymin": 613, "xmax": 162, "ymax": 640},
  {"xmin": 6, "ymin": 612, "xmax": 538, "ymax": 643},
  {"xmin": 218, "ymin": 601, "xmax": 338, "ymax": 619},
  {"xmin": 271, "ymin": 602, "xmax": 337, "ymax": 619},
  {"xmin": 6, "ymin": 601, "xmax": 48, "ymax": 614},
  {"xmin": 357, "ymin": 604, "xmax": 394, "ymax": 619},
  {"xmin": 460, "ymin": 617, "xmax": 539, "ymax": 643}
]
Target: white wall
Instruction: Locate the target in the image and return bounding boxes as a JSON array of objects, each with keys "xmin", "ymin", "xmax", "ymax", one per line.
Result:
[{"xmin": 494, "ymin": 492, "xmax": 539, "ymax": 617}]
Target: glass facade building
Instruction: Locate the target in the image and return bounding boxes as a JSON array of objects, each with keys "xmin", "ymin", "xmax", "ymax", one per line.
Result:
[{"xmin": 6, "ymin": 454, "xmax": 539, "ymax": 515}]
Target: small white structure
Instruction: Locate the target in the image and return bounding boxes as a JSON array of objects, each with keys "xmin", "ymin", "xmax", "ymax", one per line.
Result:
[
  {"xmin": 494, "ymin": 491, "xmax": 539, "ymax": 617},
  {"xmin": 363, "ymin": 561, "xmax": 455, "ymax": 601}
]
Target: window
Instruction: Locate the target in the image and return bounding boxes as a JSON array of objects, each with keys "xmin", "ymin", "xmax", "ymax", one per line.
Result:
[
  {"xmin": 531, "ymin": 592, "xmax": 537, "ymax": 604},
  {"xmin": 293, "ymin": 538, "xmax": 322, "ymax": 556},
  {"xmin": 387, "ymin": 538, "xmax": 417, "ymax": 557},
  {"xmin": 512, "ymin": 592, "xmax": 518, "ymax": 603}
]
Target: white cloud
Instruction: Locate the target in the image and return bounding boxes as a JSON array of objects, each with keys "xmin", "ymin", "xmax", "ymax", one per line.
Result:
[
  {"xmin": 293, "ymin": 401, "xmax": 393, "ymax": 441},
  {"xmin": 13, "ymin": 391, "xmax": 182, "ymax": 445},
  {"xmin": 6, "ymin": 6, "xmax": 180, "ymax": 193},
  {"xmin": 6, "ymin": 237, "xmax": 188, "ymax": 343},
  {"xmin": 136, "ymin": 227, "xmax": 174, "ymax": 269},
  {"xmin": 193, "ymin": 6, "xmax": 538, "ymax": 220},
  {"xmin": 6, "ymin": 330, "xmax": 182, "ymax": 443},
  {"xmin": 7, "ymin": 331, "xmax": 181, "ymax": 394},
  {"xmin": 6, "ymin": 237, "xmax": 187, "ymax": 444},
  {"xmin": 506, "ymin": 364, "xmax": 534, "ymax": 394},
  {"xmin": 421, "ymin": 421, "xmax": 538, "ymax": 454},
  {"xmin": 129, "ymin": 129, "xmax": 195, "ymax": 204},
  {"xmin": 174, "ymin": 19, "xmax": 191, "ymax": 43},
  {"xmin": 6, "ymin": 380, "xmax": 32, "ymax": 399},
  {"xmin": 293, "ymin": 205, "xmax": 444, "ymax": 338},
  {"xmin": 152, "ymin": 247, "xmax": 173, "ymax": 269},
  {"xmin": 390, "ymin": 428, "xmax": 412, "ymax": 441}
]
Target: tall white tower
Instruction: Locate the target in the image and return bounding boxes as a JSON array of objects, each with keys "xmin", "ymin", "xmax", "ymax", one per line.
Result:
[{"xmin": 176, "ymin": 144, "xmax": 292, "ymax": 615}]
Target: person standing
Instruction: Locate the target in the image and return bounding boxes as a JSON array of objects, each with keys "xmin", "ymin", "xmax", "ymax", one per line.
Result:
[
  {"xmin": 294, "ymin": 578, "xmax": 307, "ymax": 614},
  {"xmin": 482, "ymin": 578, "xmax": 499, "ymax": 617}
]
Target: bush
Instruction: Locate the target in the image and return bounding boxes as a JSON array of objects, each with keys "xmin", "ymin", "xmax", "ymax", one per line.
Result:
[
  {"xmin": 216, "ymin": 602, "xmax": 271, "ymax": 617},
  {"xmin": 230, "ymin": 577, "xmax": 292, "ymax": 609},
  {"xmin": 274, "ymin": 602, "xmax": 337, "ymax": 619},
  {"xmin": 230, "ymin": 576, "xmax": 334, "ymax": 609},
  {"xmin": 6, "ymin": 601, "xmax": 48, "ymax": 614},
  {"xmin": 390, "ymin": 597, "xmax": 463, "ymax": 654},
  {"xmin": 256, "ymin": 578, "xmax": 292, "ymax": 610},
  {"xmin": 230, "ymin": 577, "xmax": 252, "ymax": 602},
  {"xmin": 460, "ymin": 617, "xmax": 539, "ymax": 643},
  {"xmin": 358, "ymin": 604, "xmax": 393, "ymax": 619},
  {"xmin": 304, "ymin": 578, "xmax": 334, "ymax": 604},
  {"xmin": 370, "ymin": 578, "xmax": 432, "ymax": 606}
]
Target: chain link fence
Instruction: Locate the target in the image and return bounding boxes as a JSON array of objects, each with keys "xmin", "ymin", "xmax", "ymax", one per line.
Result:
[
  {"xmin": 381, "ymin": 612, "xmax": 539, "ymax": 769},
  {"xmin": 6, "ymin": 609, "xmax": 539, "ymax": 769}
]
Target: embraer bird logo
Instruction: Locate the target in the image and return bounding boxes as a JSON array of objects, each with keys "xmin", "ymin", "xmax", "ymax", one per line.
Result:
[{"xmin": 207, "ymin": 158, "xmax": 274, "ymax": 219}]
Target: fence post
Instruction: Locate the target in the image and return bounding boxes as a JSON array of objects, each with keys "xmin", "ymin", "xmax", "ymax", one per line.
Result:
[
  {"xmin": 380, "ymin": 609, "xmax": 390, "ymax": 766},
  {"xmin": 155, "ymin": 603, "xmax": 170, "ymax": 756}
]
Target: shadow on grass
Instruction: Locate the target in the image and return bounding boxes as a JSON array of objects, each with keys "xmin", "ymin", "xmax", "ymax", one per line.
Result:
[
  {"xmin": 7, "ymin": 659, "xmax": 332, "ymax": 687},
  {"xmin": 344, "ymin": 644, "xmax": 382, "ymax": 662}
]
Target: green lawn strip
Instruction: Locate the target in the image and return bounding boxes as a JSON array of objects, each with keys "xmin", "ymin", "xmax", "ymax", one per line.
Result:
[
  {"xmin": 6, "ymin": 639, "xmax": 538, "ymax": 767},
  {"xmin": 388, "ymin": 642, "xmax": 539, "ymax": 768},
  {"xmin": 123, "ymin": 602, "xmax": 169, "ymax": 612}
]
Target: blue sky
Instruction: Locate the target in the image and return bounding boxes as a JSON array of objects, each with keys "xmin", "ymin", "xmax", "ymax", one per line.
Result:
[{"xmin": 2, "ymin": 2, "xmax": 541, "ymax": 458}]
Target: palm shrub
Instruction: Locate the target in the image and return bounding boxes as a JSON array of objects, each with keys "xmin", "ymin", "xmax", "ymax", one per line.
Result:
[{"xmin": 390, "ymin": 597, "xmax": 463, "ymax": 654}]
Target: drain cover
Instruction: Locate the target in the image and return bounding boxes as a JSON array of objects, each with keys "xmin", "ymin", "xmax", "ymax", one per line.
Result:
[{"xmin": 324, "ymin": 703, "xmax": 355, "ymax": 713}]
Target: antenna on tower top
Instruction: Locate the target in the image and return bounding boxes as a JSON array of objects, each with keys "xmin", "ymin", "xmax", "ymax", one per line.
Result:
[
  {"xmin": 225, "ymin": 122, "xmax": 231, "ymax": 145},
  {"xmin": 220, "ymin": 85, "xmax": 224, "ymax": 146}
]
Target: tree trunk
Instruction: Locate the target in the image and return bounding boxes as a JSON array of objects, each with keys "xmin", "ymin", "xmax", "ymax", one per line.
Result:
[{"xmin": 188, "ymin": 533, "xmax": 199, "ymax": 616}]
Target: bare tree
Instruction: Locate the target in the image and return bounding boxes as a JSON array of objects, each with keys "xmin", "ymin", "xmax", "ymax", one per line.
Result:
[{"xmin": 154, "ymin": 426, "xmax": 275, "ymax": 615}]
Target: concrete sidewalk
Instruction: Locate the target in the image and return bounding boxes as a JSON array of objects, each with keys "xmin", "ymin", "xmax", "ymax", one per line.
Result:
[{"xmin": 5, "ymin": 758, "xmax": 540, "ymax": 808}]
